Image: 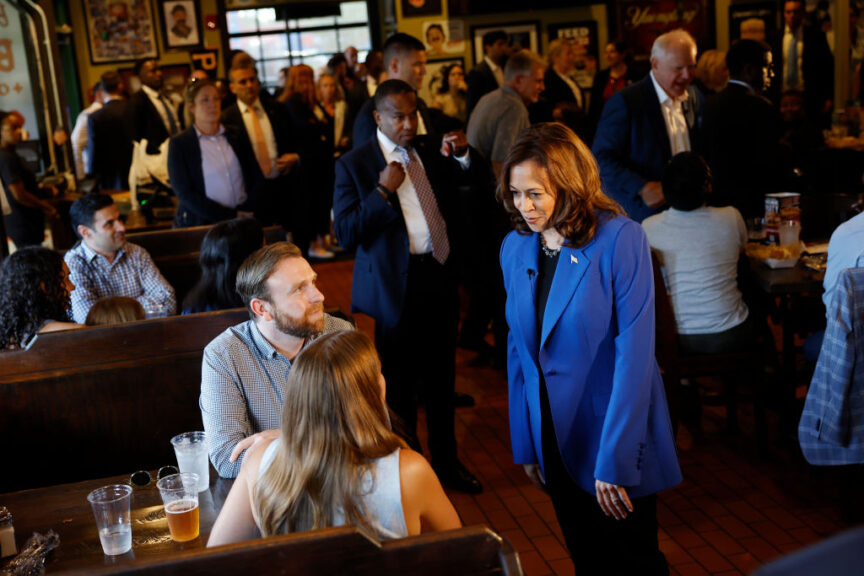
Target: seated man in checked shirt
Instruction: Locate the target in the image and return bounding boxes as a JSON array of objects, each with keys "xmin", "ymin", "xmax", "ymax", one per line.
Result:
[
  {"xmin": 200, "ymin": 241, "xmax": 352, "ymax": 478},
  {"xmin": 65, "ymin": 193, "xmax": 176, "ymax": 324}
]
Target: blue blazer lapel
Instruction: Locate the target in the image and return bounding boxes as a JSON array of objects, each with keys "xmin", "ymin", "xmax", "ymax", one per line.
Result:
[
  {"xmin": 541, "ymin": 246, "xmax": 590, "ymax": 348},
  {"xmin": 513, "ymin": 237, "xmax": 540, "ymax": 364}
]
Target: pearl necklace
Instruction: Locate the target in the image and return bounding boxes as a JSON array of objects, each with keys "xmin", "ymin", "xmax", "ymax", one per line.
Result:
[{"xmin": 540, "ymin": 234, "xmax": 561, "ymax": 258}]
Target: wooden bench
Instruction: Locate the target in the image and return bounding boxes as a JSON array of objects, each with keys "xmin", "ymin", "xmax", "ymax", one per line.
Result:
[
  {"xmin": 126, "ymin": 224, "xmax": 286, "ymax": 306},
  {"xmin": 0, "ymin": 308, "xmax": 248, "ymax": 493},
  {"xmin": 57, "ymin": 526, "xmax": 523, "ymax": 576}
]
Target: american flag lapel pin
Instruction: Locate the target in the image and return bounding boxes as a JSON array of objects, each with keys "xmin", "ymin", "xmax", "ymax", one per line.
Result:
[{"xmin": 570, "ymin": 255, "xmax": 578, "ymax": 264}]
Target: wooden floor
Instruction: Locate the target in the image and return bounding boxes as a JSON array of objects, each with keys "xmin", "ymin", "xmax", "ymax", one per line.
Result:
[{"xmin": 314, "ymin": 258, "xmax": 854, "ymax": 576}]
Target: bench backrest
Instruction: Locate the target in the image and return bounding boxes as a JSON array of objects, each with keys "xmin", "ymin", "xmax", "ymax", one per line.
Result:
[
  {"xmin": 0, "ymin": 309, "xmax": 248, "ymax": 492},
  {"xmin": 60, "ymin": 526, "xmax": 523, "ymax": 576}
]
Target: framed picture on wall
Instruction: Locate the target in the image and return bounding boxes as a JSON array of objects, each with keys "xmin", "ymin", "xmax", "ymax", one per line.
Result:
[
  {"xmin": 728, "ymin": 2, "xmax": 778, "ymax": 43},
  {"xmin": 616, "ymin": 0, "xmax": 714, "ymax": 60},
  {"xmin": 418, "ymin": 57, "xmax": 464, "ymax": 106},
  {"xmin": 84, "ymin": 0, "xmax": 159, "ymax": 64},
  {"xmin": 471, "ymin": 22, "xmax": 539, "ymax": 66},
  {"xmin": 159, "ymin": 0, "xmax": 202, "ymax": 50},
  {"xmin": 548, "ymin": 21, "xmax": 599, "ymax": 90}
]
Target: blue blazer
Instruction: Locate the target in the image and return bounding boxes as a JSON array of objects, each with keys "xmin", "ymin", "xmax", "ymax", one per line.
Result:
[
  {"xmin": 333, "ymin": 136, "xmax": 489, "ymax": 330},
  {"xmin": 799, "ymin": 267, "xmax": 864, "ymax": 466},
  {"xmin": 501, "ymin": 215, "xmax": 682, "ymax": 497},
  {"xmin": 592, "ymin": 76, "xmax": 702, "ymax": 223}
]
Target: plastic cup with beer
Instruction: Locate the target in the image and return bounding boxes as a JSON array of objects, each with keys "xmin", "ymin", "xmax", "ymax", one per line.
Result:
[
  {"xmin": 171, "ymin": 431, "xmax": 209, "ymax": 492},
  {"xmin": 87, "ymin": 484, "xmax": 133, "ymax": 556},
  {"xmin": 156, "ymin": 473, "xmax": 200, "ymax": 543},
  {"xmin": 778, "ymin": 220, "xmax": 801, "ymax": 246}
]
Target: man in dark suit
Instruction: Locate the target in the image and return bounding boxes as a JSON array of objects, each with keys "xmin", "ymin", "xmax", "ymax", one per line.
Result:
[
  {"xmin": 86, "ymin": 71, "xmax": 133, "ymax": 191},
  {"xmin": 352, "ymin": 33, "xmax": 440, "ymax": 147},
  {"xmin": 702, "ymin": 39, "xmax": 783, "ymax": 218},
  {"xmin": 128, "ymin": 59, "xmax": 179, "ymax": 155},
  {"xmin": 221, "ymin": 64, "xmax": 301, "ymax": 236},
  {"xmin": 334, "ymin": 80, "xmax": 486, "ymax": 494},
  {"xmin": 592, "ymin": 29, "xmax": 702, "ymax": 223},
  {"xmin": 770, "ymin": 0, "xmax": 833, "ymax": 126},
  {"xmin": 466, "ymin": 30, "xmax": 508, "ymax": 120},
  {"xmin": 537, "ymin": 39, "xmax": 587, "ymax": 137}
]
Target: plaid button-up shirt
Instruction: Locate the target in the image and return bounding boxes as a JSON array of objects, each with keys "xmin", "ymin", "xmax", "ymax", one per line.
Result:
[
  {"xmin": 200, "ymin": 315, "xmax": 353, "ymax": 478},
  {"xmin": 64, "ymin": 240, "xmax": 176, "ymax": 324}
]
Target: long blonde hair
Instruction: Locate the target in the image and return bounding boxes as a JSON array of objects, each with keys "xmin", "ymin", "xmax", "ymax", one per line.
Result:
[{"xmin": 255, "ymin": 330, "xmax": 405, "ymax": 535}]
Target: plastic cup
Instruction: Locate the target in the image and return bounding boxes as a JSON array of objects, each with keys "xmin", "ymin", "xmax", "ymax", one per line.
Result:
[
  {"xmin": 746, "ymin": 217, "xmax": 766, "ymax": 241},
  {"xmin": 87, "ymin": 484, "xmax": 133, "ymax": 556},
  {"xmin": 144, "ymin": 304, "xmax": 166, "ymax": 319},
  {"xmin": 778, "ymin": 220, "xmax": 801, "ymax": 246},
  {"xmin": 156, "ymin": 473, "xmax": 200, "ymax": 543},
  {"xmin": 171, "ymin": 431, "xmax": 209, "ymax": 492}
]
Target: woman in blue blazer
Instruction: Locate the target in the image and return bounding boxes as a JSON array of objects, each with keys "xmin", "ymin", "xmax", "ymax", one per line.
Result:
[{"xmin": 499, "ymin": 123, "xmax": 681, "ymax": 574}]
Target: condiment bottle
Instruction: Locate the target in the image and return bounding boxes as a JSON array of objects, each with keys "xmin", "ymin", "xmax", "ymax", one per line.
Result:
[{"xmin": 0, "ymin": 506, "xmax": 16, "ymax": 558}]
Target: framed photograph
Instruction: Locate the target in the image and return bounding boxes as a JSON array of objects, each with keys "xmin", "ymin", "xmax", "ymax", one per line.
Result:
[
  {"xmin": 728, "ymin": 2, "xmax": 778, "ymax": 43},
  {"xmin": 548, "ymin": 21, "xmax": 599, "ymax": 90},
  {"xmin": 400, "ymin": 0, "xmax": 442, "ymax": 19},
  {"xmin": 418, "ymin": 57, "xmax": 464, "ymax": 106},
  {"xmin": 617, "ymin": 0, "xmax": 714, "ymax": 60},
  {"xmin": 159, "ymin": 0, "xmax": 202, "ymax": 50},
  {"xmin": 423, "ymin": 20, "xmax": 466, "ymax": 57},
  {"xmin": 83, "ymin": 0, "xmax": 159, "ymax": 64},
  {"xmin": 471, "ymin": 22, "xmax": 539, "ymax": 66}
]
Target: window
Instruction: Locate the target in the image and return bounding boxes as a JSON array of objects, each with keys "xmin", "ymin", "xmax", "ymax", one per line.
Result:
[{"xmin": 226, "ymin": 1, "xmax": 372, "ymax": 91}]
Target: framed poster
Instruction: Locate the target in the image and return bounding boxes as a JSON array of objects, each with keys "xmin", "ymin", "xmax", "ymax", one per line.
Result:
[
  {"xmin": 423, "ymin": 21, "xmax": 466, "ymax": 57},
  {"xmin": 84, "ymin": 0, "xmax": 159, "ymax": 64},
  {"xmin": 548, "ymin": 21, "xmax": 599, "ymax": 90},
  {"xmin": 401, "ymin": 0, "xmax": 442, "ymax": 19},
  {"xmin": 419, "ymin": 57, "xmax": 464, "ymax": 105},
  {"xmin": 728, "ymin": 2, "xmax": 778, "ymax": 43},
  {"xmin": 617, "ymin": 0, "xmax": 714, "ymax": 60},
  {"xmin": 471, "ymin": 22, "xmax": 539, "ymax": 65},
  {"xmin": 159, "ymin": 0, "xmax": 202, "ymax": 50}
]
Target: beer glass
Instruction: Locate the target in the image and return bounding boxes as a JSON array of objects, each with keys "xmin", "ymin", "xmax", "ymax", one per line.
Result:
[{"xmin": 156, "ymin": 473, "xmax": 200, "ymax": 542}]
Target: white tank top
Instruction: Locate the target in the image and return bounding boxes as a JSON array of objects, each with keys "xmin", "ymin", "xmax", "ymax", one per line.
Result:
[{"xmin": 257, "ymin": 439, "xmax": 408, "ymax": 539}]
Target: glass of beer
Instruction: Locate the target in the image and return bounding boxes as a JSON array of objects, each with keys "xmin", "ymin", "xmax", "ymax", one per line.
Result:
[{"xmin": 156, "ymin": 473, "xmax": 200, "ymax": 542}]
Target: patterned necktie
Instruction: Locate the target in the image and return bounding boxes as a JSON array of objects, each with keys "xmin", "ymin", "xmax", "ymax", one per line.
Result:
[
  {"xmin": 248, "ymin": 105, "xmax": 271, "ymax": 177},
  {"xmin": 158, "ymin": 93, "xmax": 178, "ymax": 135},
  {"xmin": 397, "ymin": 146, "xmax": 450, "ymax": 264},
  {"xmin": 786, "ymin": 33, "xmax": 799, "ymax": 88}
]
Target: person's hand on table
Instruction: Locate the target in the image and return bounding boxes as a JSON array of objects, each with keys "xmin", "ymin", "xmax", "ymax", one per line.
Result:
[
  {"xmin": 229, "ymin": 429, "xmax": 280, "ymax": 462},
  {"xmin": 595, "ymin": 479, "xmax": 633, "ymax": 520}
]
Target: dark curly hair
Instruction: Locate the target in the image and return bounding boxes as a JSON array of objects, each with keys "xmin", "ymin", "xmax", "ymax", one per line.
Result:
[
  {"xmin": 436, "ymin": 63, "xmax": 465, "ymax": 95},
  {"xmin": 0, "ymin": 247, "xmax": 72, "ymax": 350}
]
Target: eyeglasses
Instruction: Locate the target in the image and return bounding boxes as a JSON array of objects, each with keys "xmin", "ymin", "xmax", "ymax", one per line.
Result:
[{"xmin": 130, "ymin": 466, "xmax": 179, "ymax": 487}]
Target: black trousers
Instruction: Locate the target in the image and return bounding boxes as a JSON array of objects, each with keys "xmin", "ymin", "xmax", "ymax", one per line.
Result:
[
  {"xmin": 375, "ymin": 255, "xmax": 458, "ymax": 468},
  {"xmin": 540, "ymin": 379, "xmax": 669, "ymax": 576}
]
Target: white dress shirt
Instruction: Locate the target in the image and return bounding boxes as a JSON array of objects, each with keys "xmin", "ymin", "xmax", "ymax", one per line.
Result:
[
  {"xmin": 650, "ymin": 71, "xmax": 691, "ymax": 156},
  {"xmin": 237, "ymin": 98, "xmax": 279, "ymax": 178},
  {"xmin": 71, "ymin": 101, "xmax": 102, "ymax": 179},
  {"xmin": 141, "ymin": 85, "xmax": 178, "ymax": 134},
  {"xmin": 782, "ymin": 25, "xmax": 805, "ymax": 92}
]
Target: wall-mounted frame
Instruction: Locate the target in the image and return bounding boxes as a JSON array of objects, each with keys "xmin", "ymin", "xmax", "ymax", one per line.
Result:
[
  {"xmin": 471, "ymin": 21, "xmax": 539, "ymax": 66},
  {"xmin": 159, "ymin": 0, "xmax": 202, "ymax": 50},
  {"xmin": 616, "ymin": 0, "xmax": 714, "ymax": 60},
  {"xmin": 728, "ymin": 2, "xmax": 778, "ymax": 43},
  {"xmin": 418, "ymin": 57, "xmax": 464, "ymax": 106},
  {"xmin": 84, "ymin": 0, "xmax": 159, "ymax": 64},
  {"xmin": 548, "ymin": 21, "xmax": 599, "ymax": 90}
]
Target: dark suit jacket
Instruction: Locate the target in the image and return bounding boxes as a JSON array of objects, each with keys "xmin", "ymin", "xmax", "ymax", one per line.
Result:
[
  {"xmin": 221, "ymin": 97, "xmax": 296, "ymax": 172},
  {"xmin": 86, "ymin": 99, "xmax": 133, "ymax": 190},
  {"xmin": 466, "ymin": 60, "xmax": 499, "ymax": 120},
  {"xmin": 128, "ymin": 90, "xmax": 172, "ymax": 155},
  {"xmin": 167, "ymin": 125, "xmax": 261, "ymax": 228},
  {"xmin": 592, "ymin": 75, "xmax": 703, "ymax": 223},
  {"xmin": 770, "ymin": 25, "xmax": 834, "ymax": 118},
  {"xmin": 352, "ymin": 96, "xmax": 439, "ymax": 149},
  {"xmin": 702, "ymin": 82, "xmax": 784, "ymax": 218},
  {"xmin": 535, "ymin": 67, "xmax": 587, "ymax": 138},
  {"xmin": 333, "ymin": 136, "xmax": 488, "ymax": 329}
]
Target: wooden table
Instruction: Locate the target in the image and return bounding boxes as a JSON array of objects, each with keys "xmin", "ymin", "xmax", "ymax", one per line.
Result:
[{"xmin": 0, "ymin": 467, "xmax": 232, "ymax": 573}]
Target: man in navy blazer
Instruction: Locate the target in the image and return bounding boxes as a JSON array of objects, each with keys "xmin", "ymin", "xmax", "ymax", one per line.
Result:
[
  {"xmin": 466, "ymin": 30, "xmax": 508, "ymax": 120},
  {"xmin": 128, "ymin": 59, "xmax": 179, "ymax": 155},
  {"xmin": 334, "ymin": 80, "xmax": 488, "ymax": 494},
  {"xmin": 86, "ymin": 71, "xmax": 133, "ymax": 191},
  {"xmin": 592, "ymin": 29, "xmax": 702, "ymax": 223}
]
